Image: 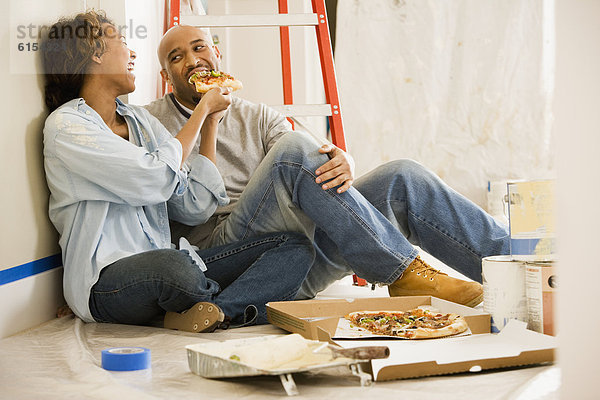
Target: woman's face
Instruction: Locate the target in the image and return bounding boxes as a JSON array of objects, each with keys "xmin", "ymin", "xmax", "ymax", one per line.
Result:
[{"xmin": 95, "ymin": 24, "xmax": 137, "ymax": 94}]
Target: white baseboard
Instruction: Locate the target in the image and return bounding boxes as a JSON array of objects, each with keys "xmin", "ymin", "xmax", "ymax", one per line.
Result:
[{"xmin": 0, "ymin": 268, "xmax": 64, "ymax": 339}]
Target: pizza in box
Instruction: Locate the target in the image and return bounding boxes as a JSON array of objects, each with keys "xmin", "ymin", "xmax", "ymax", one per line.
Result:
[{"xmin": 342, "ymin": 308, "xmax": 469, "ymax": 339}]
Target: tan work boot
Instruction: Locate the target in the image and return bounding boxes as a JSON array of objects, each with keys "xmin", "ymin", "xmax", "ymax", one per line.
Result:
[{"xmin": 388, "ymin": 256, "xmax": 483, "ymax": 307}]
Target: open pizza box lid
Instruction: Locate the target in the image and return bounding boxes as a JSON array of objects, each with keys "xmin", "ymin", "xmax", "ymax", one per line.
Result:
[{"xmin": 266, "ymin": 296, "xmax": 556, "ymax": 380}]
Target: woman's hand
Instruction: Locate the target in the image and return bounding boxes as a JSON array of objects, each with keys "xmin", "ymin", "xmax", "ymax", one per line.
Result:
[
  {"xmin": 196, "ymin": 87, "xmax": 232, "ymax": 116},
  {"xmin": 205, "ymin": 109, "xmax": 227, "ymax": 125},
  {"xmin": 176, "ymin": 88, "xmax": 231, "ymax": 167}
]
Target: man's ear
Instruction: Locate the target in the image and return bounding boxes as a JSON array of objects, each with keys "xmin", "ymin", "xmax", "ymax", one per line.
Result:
[{"xmin": 160, "ymin": 69, "xmax": 171, "ymax": 84}]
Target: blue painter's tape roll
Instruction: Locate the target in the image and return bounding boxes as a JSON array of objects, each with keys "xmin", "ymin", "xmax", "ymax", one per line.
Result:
[{"xmin": 101, "ymin": 347, "xmax": 151, "ymax": 371}]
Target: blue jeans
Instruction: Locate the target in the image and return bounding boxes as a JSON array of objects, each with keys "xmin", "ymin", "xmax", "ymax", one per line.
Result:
[
  {"xmin": 302, "ymin": 159, "xmax": 511, "ymax": 297},
  {"xmin": 88, "ymin": 232, "xmax": 314, "ymax": 325},
  {"xmin": 205, "ymin": 132, "xmax": 509, "ymax": 299}
]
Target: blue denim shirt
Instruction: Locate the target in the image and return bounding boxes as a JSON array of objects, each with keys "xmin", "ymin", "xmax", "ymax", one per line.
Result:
[{"xmin": 43, "ymin": 98, "xmax": 229, "ymax": 322}]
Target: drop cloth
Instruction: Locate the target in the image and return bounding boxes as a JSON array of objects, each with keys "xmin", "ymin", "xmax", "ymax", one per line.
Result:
[{"xmin": 0, "ymin": 287, "xmax": 559, "ymax": 400}]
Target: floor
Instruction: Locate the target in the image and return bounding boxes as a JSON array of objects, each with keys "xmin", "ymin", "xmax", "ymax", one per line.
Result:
[{"xmin": 0, "ymin": 256, "xmax": 559, "ymax": 399}]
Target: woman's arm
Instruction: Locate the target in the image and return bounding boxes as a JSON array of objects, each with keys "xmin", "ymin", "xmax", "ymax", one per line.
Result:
[
  {"xmin": 174, "ymin": 87, "xmax": 231, "ymax": 167},
  {"xmin": 197, "ymin": 113, "xmax": 220, "ymax": 164},
  {"xmin": 143, "ymin": 109, "xmax": 229, "ymax": 225},
  {"xmin": 47, "ymin": 116, "xmax": 184, "ymax": 206},
  {"xmin": 166, "ymin": 153, "xmax": 230, "ymax": 225}
]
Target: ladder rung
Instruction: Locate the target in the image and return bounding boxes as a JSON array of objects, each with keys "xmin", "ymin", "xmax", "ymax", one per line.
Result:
[
  {"xmin": 269, "ymin": 104, "xmax": 332, "ymax": 117},
  {"xmin": 180, "ymin": 14, "xmax": 319, "ymax": 28}
]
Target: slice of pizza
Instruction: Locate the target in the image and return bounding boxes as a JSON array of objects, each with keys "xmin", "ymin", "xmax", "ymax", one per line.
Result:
[
  {"xmin": 188, "ymin": 70, "xmax": 243, "ymax": 93},
  {"xmin": 344, "ymin": 309, "xmax": 468, "ymax": 339}
]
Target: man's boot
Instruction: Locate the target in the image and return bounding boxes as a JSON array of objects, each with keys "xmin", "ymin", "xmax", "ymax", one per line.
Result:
[{"xmin": 388, "ymin": 256, "xmax": 483, "ymax": 307}]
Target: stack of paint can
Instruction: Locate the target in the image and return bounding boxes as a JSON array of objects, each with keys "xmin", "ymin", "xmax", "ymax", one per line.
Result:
[{"xmin": 483, "ymin": 180, "xmax": 556, "ymax": 335}]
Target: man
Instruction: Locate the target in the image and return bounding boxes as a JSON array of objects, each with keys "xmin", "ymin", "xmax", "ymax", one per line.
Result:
[{"xmin": 145, "ymin": 25, "xmax": 509, "ymax": 306}]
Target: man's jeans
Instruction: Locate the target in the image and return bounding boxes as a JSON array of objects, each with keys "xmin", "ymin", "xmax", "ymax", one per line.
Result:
[
  {"xmin": 207, "ymin": 132, "xmax": 510, "ymax": 299},
  {"xmin": 89, "ymin": 232, "xmax": 314, "ymax": 325}
]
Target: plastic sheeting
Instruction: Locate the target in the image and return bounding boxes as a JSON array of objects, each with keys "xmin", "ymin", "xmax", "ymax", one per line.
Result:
[
  {"xmin": 0, "ymin": 278, "xmax": 558, "ymax": 399},
  {"xmin": 335, "ymin": 0, "xmax": 555, "ymax": 208},
  {"xmin": 0, "ymin": 316, "xmax": 559, "ymax": 399}
]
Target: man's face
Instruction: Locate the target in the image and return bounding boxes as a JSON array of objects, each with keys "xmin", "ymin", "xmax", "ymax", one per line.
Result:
[{"xmin": 158, "ymin": 26, "xmax": 221, "ymax": 108}]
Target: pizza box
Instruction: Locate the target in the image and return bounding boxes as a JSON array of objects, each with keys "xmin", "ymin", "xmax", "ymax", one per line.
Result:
[
  {"xmin": 266, "ymin": 296, "xmax": 491, "ymax": 340},
  {"xmin": 266, "ymin": 296, "xmax": 556, "ymax": 381}
]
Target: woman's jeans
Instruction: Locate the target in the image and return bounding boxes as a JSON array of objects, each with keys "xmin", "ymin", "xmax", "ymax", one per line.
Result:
[{"xmin": 89, "ymin": 232, "xmax": 314, "ymax": 326}]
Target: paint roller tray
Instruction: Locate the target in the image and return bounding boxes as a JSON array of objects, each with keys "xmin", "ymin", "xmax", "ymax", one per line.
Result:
[{"xmin": 185, "ymin": 335, "xmax": 378, "ymax": 396}]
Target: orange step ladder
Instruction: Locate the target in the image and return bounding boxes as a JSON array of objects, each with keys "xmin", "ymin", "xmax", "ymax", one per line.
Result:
[{"xmin": 167, "ymin": 0, "xmax": 368, "ymax": 287}]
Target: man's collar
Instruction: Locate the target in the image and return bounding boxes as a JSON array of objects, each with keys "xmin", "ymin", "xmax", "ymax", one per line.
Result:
[{"xmin": 168, "ymin": 93, "xmax": 192, "ymax": 119}]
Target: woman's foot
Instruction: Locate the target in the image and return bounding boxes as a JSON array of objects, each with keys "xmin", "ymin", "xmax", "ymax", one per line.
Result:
[{"xmin": 164, "ymin": 302, "xmax": 226, "ymax": 333}]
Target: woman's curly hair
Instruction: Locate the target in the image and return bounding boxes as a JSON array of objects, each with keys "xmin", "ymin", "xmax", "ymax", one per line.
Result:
[{"xmin": 40, "ymin": 10, "xmax": 114, "ymax": 112}]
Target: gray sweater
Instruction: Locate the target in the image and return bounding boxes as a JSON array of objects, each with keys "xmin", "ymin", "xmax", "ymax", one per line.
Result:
[{"xmin": 144, "ymin": 94, "xmax": 293, "ymax": 246}]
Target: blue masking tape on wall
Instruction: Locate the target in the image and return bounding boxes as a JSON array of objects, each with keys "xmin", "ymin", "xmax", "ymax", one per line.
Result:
[{"xmin": 0, "ymin": 253, "xmax": 62, "ymax": 286}]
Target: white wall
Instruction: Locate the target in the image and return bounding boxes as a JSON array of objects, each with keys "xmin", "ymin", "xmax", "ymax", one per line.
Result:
[
  {"xmin": 1, "ymin": 0, "xmax": 72, "ymax": 286},
  {"xmin": 0, "ymin": 0, "xmax": 88, "ymax": 338},
  {"xmin": 126, "ymin": 0, "xmax": 164, "ymax": 105},
  {"xmin": 0, "ymin": 0, "xmax": 130, "ymax": 339},
  {"xmin": 335, "ymin": 0, "xmax": 555, "ymax": 210},
  {"xmin": 555, "ymin": 1, "xmax": 600, "ymax": 398}
]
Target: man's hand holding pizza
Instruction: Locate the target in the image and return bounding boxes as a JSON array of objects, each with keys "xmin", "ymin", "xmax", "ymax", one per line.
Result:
[{"xmin": 315, "ymin": 143, "xmax": 356, "ymax": 194}]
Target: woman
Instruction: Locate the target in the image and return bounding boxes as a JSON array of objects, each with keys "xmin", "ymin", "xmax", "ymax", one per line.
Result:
[{"xmin": 40, "ymin": 10, "xmax": 314, "ymax": 332}]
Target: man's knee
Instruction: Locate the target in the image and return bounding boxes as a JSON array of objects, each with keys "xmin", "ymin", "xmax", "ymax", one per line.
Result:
[
  {"xmin": 268, "ymin": 132, "xmax": 325, "ymax": 167},
  {"xmin": 367, "ymin": 159, "xmax": 431, "ymax": 185},
  {"xmin": 355, "ymin": 159, "xmax": 443, "ymax": 202},
  {"xmin": 384, "ymin": 159, "xmax": 426, "ymax": 175}
]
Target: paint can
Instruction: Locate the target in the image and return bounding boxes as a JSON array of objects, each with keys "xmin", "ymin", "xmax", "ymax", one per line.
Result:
[
  {"xmin": 487, "ymin": 180, "xmax": 511, "ymax": 226},
  {"xmin": 507, "ymin": 180, "xmax": 556, "ymax": 261},
  {"xmin": 525, "ymin": 261, "xmax": 556, "ymax": 335},
  {"xmin": 482, "ymin": 255, "xmax": 528, "ymax": 333}
]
